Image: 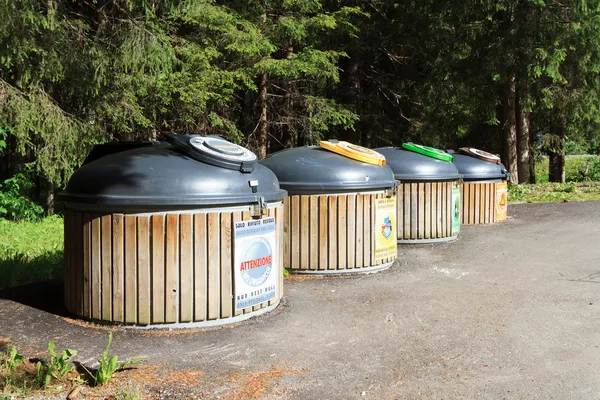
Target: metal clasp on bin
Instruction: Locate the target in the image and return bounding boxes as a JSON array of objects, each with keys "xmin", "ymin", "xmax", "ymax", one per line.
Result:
[{"xmin": 250, "ymin": 196, "xmax": 267, "ymax": 218}]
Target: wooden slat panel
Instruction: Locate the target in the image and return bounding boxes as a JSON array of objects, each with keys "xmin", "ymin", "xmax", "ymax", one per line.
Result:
[
  {"xmin": 431, "ymin": 183, "xmax": 438, "ymax": 238},
  {"xmin": 241, "ymin": 210, "xmax": 253, "ymax": 315},
  {"xmin": 469, "ymin": 183, "xmax": 476, "ymax": 225},
  {"xmin": 291, "ymin": 196, "xmax": 300, "ymax": 269},
  {"xmin": 137, "ymin": 216, "xmax": 151, "ymax": 325},
  {"xmin": 403, "ymin": 184, "xmax": 411, "ymax": 240},
  {"xmin": 82, "ymin": 214, "xmax": 91, "ymax": 318},
  {"xmin": 370, "ymin": 194, "xmax": 377, "ymax": 266},
  {"xmin": 151, "ymin": 214, "xmax": 165, "ymax": 324},
  {"xmin": 474, "ymin": 183, "xmax": 481, "ymax": 225},
  {"xmin": 480, "ymin": 184, "xmax": 486, "ymax": 224},
  {"xmin": 91, "ymin": 216, "xmax": 101, "ymax": 320},
  {"xmin": 193, "ymin": 214, "xmax": 207, "ymax": 321},
  {"xmin": 300, "ymin": 196, "xmax": 309, "ymax": 270},
  {"xmin": 338, "ymin": 195, "xmax": 347, "ymax": 270},
  {"xmin": 436, "ymin": 183, "xmax": 443, "ymax": 237},
  {"xmin": 232, "ymin": 212, "xmax": 243, "ymax": 316},
  {"xmin": 363, "ymin": 194, "xmax": 371, "ymax": 267},
  {"xmin": 424, "ymin": 183, "xmax": 431, "ymax": 239},
  {"xmin": 490, "ymin": 183, "xmax": 495, "ymax": 223},
  {"xmin": 66, "ymin": 212, "xmax": 75, "ymax": 314},
  {"xmin": 355, "ymin": 194, "xmax": 363, "ymax": 268},
  {"xmin": 283, "ymin": 198, "xmax": 290, "ymax": 268},
  {"xmin": 446, "ymin": 182, "xmax": 452, "ymax": 237},
  {"xmin": 461, "ymin": 184, "xmax": 467, "ymax": 224},
  {"xmin": 69, "ymin": 212, "xmax": 81, "ymax": 313},
  {"xmin": 309, "ymin": 196, "xmax": 318, "ymax": 270},
  {"xmin": 124, "ymin": 215, "xmax": 137, "ymax": 323},
  {"xmin": 410, "ymin": 183, "xmax": 418, "ymax": 240},
  {"xmin": 63, "ymin": 211, "xmax": 70, "ymax": 312},
  {"xmin": 101, "ymin": 215, "xmax": 112, "ymax": 321},
  {"xmin": 276, "ymin": 206, "xmax": 284, "ymax": 302},
  {"xmin": 396, "ymin": 185, "xmax": 403, "ymax": 241},
  {"xmin": 220, "ymin": 212, "xmax": 232, "ymax": 319},
  {"xmin": 112, "ymin": 214, "xmax": 124, "ymax": 322},
  {"xmin": 328, "ymin": 195, "xmax": 338, "ymax": 270},
  {"xmin": 347, "ymin": 195, "xmax": 356, "ymax": 270},
  {"xmin": 180, "ymin": 214, "xmax": 193, "ymax": 322},
  {"xmin": 418, "ymin": 183, "xmax": 425, "ymax": 239},
  {"xmin": 267, "ymin": 207, "xmax": 277, "ymax": 307},
  {"xmin": 165, "ymin": 214, "xmax": 178, "ymax": 323},
  {"xmin": 207, "ymin": 213, "xmax": 220, "ymax": 319}
]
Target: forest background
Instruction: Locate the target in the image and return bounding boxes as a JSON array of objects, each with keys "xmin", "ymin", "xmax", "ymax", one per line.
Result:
[{"xmin": 2, "ymin": 0, "xmax": 600, "ymax": 219}]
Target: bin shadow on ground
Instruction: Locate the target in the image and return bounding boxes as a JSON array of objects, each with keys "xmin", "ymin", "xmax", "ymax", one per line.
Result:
[{"xmin": 0, "ymin": 278, "xmax": 68, "ymax": 317}]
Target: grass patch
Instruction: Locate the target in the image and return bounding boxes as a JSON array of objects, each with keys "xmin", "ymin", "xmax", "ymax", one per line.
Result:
[
  {"xmin": 535, "ymin": 156, "xmax": 600, "ymax": 183},
  {"xmin": 509, "ymin": 182, "xmax": 600, "ymax": 203},
  {"xmin": 0, "ymin": 215, "xmax": 64, "ymax": 289}
]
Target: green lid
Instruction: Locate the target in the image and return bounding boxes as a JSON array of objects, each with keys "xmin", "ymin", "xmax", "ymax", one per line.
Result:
[{"xmin": 402, "ymin": 143, "xmax": 453, "ymax": 162}]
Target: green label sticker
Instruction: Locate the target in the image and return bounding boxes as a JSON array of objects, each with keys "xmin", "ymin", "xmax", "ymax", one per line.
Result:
[{"xmin": 452, "ymin": 185, "xmax": 461, "ymax": 234}]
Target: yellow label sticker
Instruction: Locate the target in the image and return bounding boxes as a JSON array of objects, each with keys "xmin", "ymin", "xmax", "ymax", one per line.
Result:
[
  {"xmin": 496, "ymin": 182, "xmax": 508, "ymax": 221},
  {"xmin": 375, "ymin": 197, "xmax": 397, "ymax": 261}
]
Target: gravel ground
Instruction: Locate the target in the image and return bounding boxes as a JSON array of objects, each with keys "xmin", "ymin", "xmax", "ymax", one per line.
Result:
[{"xmin": 1, "ymin": 201, "xmax": 599, "ymax": 399}]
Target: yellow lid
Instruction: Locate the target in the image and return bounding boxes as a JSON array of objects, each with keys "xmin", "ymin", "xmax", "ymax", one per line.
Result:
[{"xmin": 319, "ymin": 140, "xmax": 386, "ymax": 166}]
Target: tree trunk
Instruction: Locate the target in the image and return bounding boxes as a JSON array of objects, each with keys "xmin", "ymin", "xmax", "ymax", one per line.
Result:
[
  {"xmin": 502, "ymin": 77, "xmax": 519, "ymax": 183},
  {"xmin": 548, "ymin": 121, "xmax": 565, "ymax": 183},
  {"xmin": 257, "ymin": 72, "xmax": 268, "ymax": 159},
  {"xmin": 515, "ymin": 86, "xmax": 530, "ymax": 183},
  {"xmin": 528, "ymin": 126, "xmax": 537, "ymax": 184},
  {"xmin": 47, "ymin": 182, "xmax": 55, "ymax": 216}
]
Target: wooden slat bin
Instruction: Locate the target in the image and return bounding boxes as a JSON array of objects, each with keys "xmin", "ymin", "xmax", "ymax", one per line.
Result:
[
  {"xmin": 64, "ymin": 203, "xmax": 285, "ymax": 327},
  {"xmin": 59, "ymin": 135, "xmax": 288, "ymax": 328},
  {"xmin": 460, "ymin": 180, "xmax": 508, "ymax": 224},
  {"xmin": 259, "ymin": 144, "xmax": 399, "ymax": 276},
  {"xmin": 396, "ymin": 181, "xmax": 461, "ymax": 243},
  {"xmin": 283, "ymin": 191, "xmax": 397, "ymax": 274}
]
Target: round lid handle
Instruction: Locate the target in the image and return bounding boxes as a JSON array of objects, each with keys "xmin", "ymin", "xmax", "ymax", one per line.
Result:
[
  {"xmin": 402, "ymin": 142, "xmax": 453, "ymax": 162},
  {"xmin": 166, "ymin": 134, "xmax": 257, "ymax": 172},
  {"xmin": 458, "ymin": 147, "xmax": 501, "ymax": 164},
  {"xmin": 319, "ymin": 139, "xmax": 387, "ymax": 165}
]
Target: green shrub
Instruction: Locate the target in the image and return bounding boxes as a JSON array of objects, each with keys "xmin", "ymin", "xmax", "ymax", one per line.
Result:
[{"xmin": 0, "ymin": 173, "xmax": 45, "ymax": 222}]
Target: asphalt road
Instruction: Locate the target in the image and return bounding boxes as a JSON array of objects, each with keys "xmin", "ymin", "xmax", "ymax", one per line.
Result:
[{"xmin": 1, "ymin": 201, "xmax": 599, "ymax": 399}]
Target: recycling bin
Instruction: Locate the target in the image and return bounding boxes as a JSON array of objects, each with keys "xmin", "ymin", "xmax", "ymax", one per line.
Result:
[
  {"xmin": 58, "ymin": 135, "xmax": 287, "ymax": 328},
  {"xmin": 449, "ymin": 148, "xmax": 509, "ymax": 224},
  {"xmin": 376, "ymin": 143, "xmax": 462, "ymax": 243},
  {"xmin": 260, "ymin": 140, "xmax": 398, "ymax": 274}
]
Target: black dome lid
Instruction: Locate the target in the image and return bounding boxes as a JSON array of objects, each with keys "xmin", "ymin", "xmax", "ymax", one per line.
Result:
[
  {"xmin": 59, "ymin": 141, "xmax": 286, "ymax": 209},
  {"xmin": 448, "ymin": 151, "xmax": 509, "ymax": 181},
  {"xmin": 374, "ymin": 147, "xmax": 461, "ymax": 182},
  {"xmin": 259, "ymin": 146, "xmax": 397, "ymax": 195}
]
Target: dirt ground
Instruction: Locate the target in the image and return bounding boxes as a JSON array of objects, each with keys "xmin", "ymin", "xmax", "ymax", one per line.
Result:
[{"xmin": 1, "ymin": 201, "xmax": 599, "ymax": 399}]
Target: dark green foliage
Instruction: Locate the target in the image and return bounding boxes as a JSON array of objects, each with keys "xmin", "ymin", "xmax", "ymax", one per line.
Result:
[
  {"xmin": 0, "ymin": 0, "xmax": 599, "ymax": 203},
  {"xmin": 0, "ymin": 173, "xmax": 44, "ymax": 222}
]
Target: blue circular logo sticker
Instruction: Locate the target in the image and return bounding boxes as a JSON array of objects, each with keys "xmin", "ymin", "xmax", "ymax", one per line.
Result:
[{"xmin": 240, "ymin": 238, "xmax": 273, "ymax": 287}]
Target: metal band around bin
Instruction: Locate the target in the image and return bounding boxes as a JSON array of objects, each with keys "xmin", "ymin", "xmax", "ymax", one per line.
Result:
[
  {"xmin": 291, "ymin": 260, "xmax": 395, "ymax": 276},
  {"xmin": 398, "ymin": 235, "xmax": 459, "ymax": 244},
  {"xmin": 103, "ymin": 301, "xmax": 281, "ymax": 330}
]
